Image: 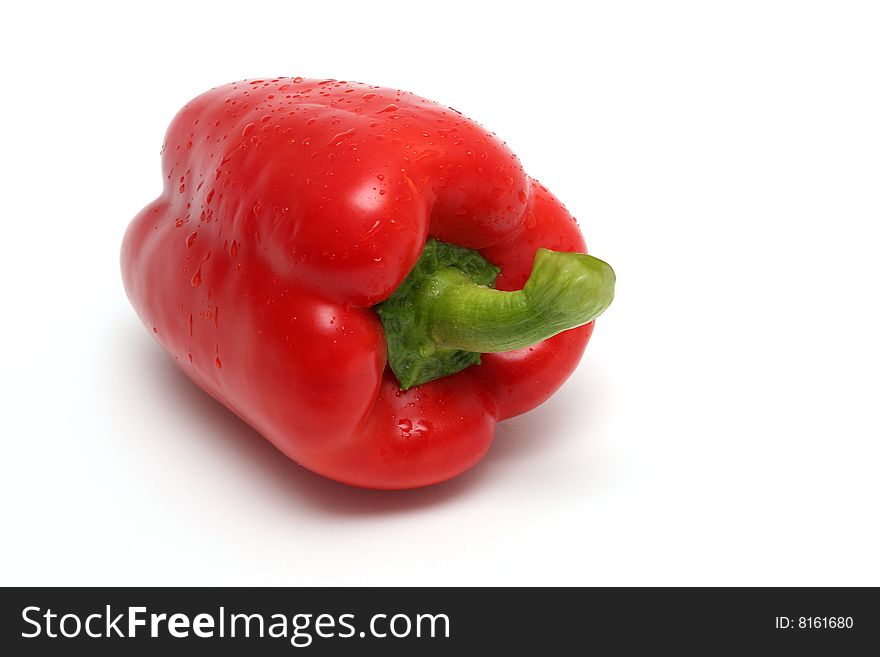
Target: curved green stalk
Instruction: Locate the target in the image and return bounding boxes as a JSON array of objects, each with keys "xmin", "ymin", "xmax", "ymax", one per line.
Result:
[{"xmin": 375, "ymin": 239, "xmax": 615, "ymax": 389}]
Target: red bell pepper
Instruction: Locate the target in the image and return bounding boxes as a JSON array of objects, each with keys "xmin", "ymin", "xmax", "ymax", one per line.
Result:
[{"xmin": 122, "ymin": 77, "xmax": 614, "ymax": 489}]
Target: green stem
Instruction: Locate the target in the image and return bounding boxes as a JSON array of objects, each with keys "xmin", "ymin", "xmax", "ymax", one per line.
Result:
[
  {"xmin": 425, "ymin": 249, "xmax": 615, "ymax": 353},
  {"xmin": 374, "ymin": 239, "xmax": 615, "ymax": 389}
]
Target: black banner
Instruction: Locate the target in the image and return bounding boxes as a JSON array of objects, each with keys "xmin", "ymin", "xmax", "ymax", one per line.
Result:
[{"xmin": 1, "ymin": 587, "xmax": 876, "ymax": 654}]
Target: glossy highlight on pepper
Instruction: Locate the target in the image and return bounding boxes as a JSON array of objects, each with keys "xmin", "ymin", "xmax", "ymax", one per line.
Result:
[{"xmin": 121, "ymin": 77, "xmax": 615, "ymax": 489}]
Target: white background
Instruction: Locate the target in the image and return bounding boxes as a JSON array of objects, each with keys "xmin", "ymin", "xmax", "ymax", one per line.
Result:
[{"xmin": 2, "ymin": 1, "xmax": 878, "ymax": 586}]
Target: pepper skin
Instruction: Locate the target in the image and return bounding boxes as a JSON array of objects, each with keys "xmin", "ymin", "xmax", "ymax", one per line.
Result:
[{"xmin": 122, "ymin": 77, "xmax": 612, "ymax": 489}]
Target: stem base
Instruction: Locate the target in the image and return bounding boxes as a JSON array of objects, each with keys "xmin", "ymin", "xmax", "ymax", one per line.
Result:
[{"xmin": 375, "ymin": 239, "xmax": 500, "ymax": 390}]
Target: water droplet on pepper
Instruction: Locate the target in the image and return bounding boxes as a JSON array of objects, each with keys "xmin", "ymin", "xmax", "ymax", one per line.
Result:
[{"xmin": 328, "ymin": 128, "xmax": 356, "ymax": 147}]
